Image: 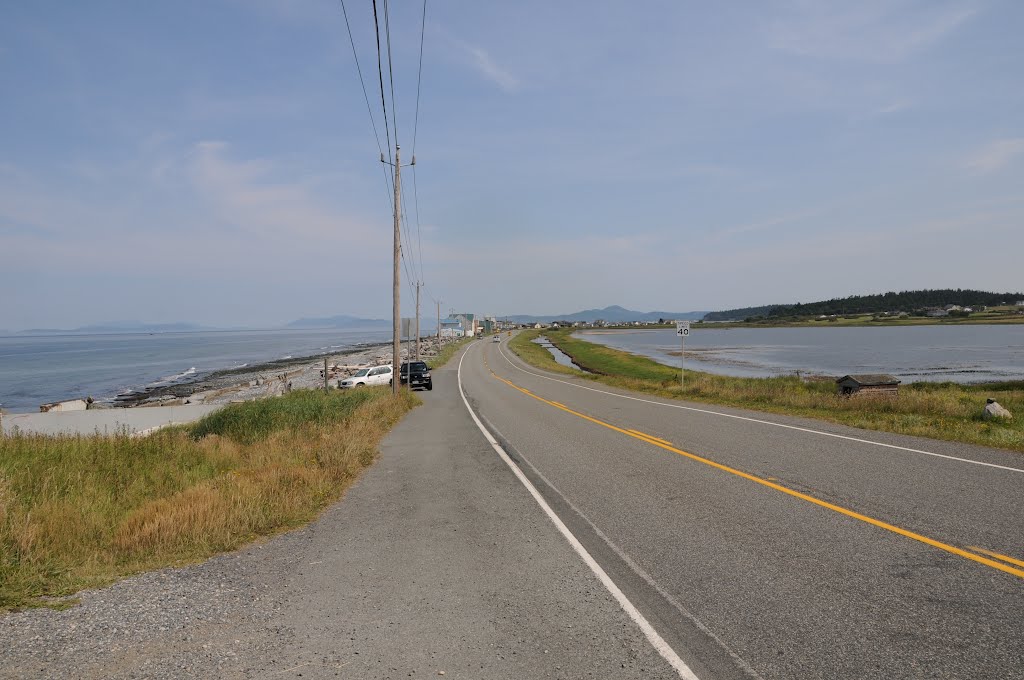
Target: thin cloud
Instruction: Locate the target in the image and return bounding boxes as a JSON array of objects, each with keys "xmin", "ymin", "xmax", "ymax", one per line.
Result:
[
  {"xmin": 875, "ymin": 99, "xmax": 912, "ymax": 115},
  {"xmin": 188, "ymin": 140, "xmax": 379, "ymax": 248},
  {"xmin": 966, "ymin": 138, "xmax": 1024, "ymax": 174},
  {"xmin": 764, "ymin": 1, "xmax": 978, "ymax": 62},
  {"xmin": 454, "ymin": 40, "xmax": 519, "ymax": 92}
]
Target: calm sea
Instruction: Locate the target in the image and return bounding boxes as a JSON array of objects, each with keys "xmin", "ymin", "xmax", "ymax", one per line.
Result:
[
  {"xmin": 0, "ymin": 328, "xmax": 392, "ymax": 413},
  {"xmin": 576, "ymin": 325, "xmax": 1024, "ymax": 383}
]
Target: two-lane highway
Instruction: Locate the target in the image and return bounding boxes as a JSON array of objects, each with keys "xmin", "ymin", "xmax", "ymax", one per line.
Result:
[{"xmin": 458, "ymin": 335, "xmax": 1024, "ymax": 679}]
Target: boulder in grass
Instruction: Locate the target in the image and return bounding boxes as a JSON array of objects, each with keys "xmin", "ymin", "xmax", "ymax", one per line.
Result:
[{"xmin": 982, "ymin": 399, "xmax": 1013, "ymax": 421}]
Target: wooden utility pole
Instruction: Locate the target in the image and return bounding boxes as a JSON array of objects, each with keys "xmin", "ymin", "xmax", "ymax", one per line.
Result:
[
  {"xmin": 391, "ymin": 146, "xmax": 401, "ymax": 395},
  {"xmin": 415, "ymin": 281, "xmax": 421, "ymax": 362},
  {"xmin": 324, "ymin": 357, "xmax": 329, "ymax": 393},
  {"xmin": 436, "ymin": 300, "xmax": 441, "ymax": 342}
]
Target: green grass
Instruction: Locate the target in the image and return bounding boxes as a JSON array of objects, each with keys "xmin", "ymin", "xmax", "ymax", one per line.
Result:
[
  {"xmin": 509, "ymin": 329, "xmax": 1024, "ymax": 454},
  {"xmin": 189, "ymin": 387, "xmax": 379, "ymax": 444},
  {"xmin": 508, "ymin": 330, "xmax": 579, "ymax": 376},
  {"xmin": 0, "ymin": 387, "xmax": 417, "ymax": 610},
  {"xmin": 427, "ymin": 336, "xmax": 474, "ymax": 370}
]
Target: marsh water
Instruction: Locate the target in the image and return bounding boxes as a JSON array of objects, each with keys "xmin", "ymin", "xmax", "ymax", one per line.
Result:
[
  {"xmin": 575, "ymin": 325, "xmax": 1024, "ymax": 383},
  {"xmin": 533, "ymin": 336, "xmax": 584, "ymax": 370}
]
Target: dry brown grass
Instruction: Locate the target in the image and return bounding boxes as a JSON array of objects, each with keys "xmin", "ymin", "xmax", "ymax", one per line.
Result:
[{"xmin": 0, "ymin": 388, "xmax": 416, "ymax": 610}]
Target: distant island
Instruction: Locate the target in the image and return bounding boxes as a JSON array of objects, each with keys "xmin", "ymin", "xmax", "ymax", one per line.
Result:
[
  {"xmin": 17, "ymin": 321, "xmax": 213, "ymax": 335},
  {"xmin": 13, "ymin": 315, "xmax": 394, "ymax": 335},
  {"xmin": 285, "ymin": 315, "xmax": 391, "ymax": 329},
  {"xmin": 506, "ymin": 305, "xmax": 707, "ymax": 325},
  {"xmin": 703, "ymin": 289, "xmax": 1024, "ymax": 324}
]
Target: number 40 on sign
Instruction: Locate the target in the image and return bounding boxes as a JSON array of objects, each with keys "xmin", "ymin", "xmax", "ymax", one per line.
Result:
[{"xmin": 675, "ymin": 321, "xmax": 689, "ymax": 387}]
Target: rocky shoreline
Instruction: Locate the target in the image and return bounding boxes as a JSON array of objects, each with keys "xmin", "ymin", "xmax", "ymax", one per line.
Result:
[{"xmin": 106, "ymin": 336, "xmax": 447, "ymax": 409}]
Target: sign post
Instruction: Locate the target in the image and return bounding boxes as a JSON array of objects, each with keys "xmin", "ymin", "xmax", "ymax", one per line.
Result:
[{"xmin": 675, "ymin": 321, "xmax": 690, "ymax": 389}]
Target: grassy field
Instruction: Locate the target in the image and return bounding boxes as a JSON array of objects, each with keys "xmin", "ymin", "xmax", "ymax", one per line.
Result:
[
  {"xmin": 0, "ymin": 387, "xmax": 417, "ymax": 610},
  {"xmin": 509, "ymin": 329, "xmax": 1024, "ymax": 454},
  {"xmin": 699, "ymin": 309, "xmax": 1024, "ymax": 328},
  {"xmin": 428, "ymin": 335, "xmax": 474, "ymax": 370}
]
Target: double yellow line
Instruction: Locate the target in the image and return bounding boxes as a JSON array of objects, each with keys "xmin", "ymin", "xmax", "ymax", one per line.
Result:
[{"xmin": 490, "ymin": 370, "xmax": 1024, "ymax": 581}]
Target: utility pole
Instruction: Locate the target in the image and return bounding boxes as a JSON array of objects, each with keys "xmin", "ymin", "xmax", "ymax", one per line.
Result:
[
  {"xmin": 382, "ymin": 145, "xmax": 415, "ymax": 395},
  {"xmin": 415, "ymin": 281, "xmax": 421, "ymax": 362},
  {"xmin": 389, "ymin": 146, "xmax": 402, "ymax": 395},
  {"xmin": 436, "ymin": 300, "xmax": 441, "ymax": 343}
]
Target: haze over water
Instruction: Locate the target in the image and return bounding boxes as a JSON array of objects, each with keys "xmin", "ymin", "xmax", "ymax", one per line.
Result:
[{"xmin": 578, "ymin": 326, "xmax": 1024, "ymax": 383}]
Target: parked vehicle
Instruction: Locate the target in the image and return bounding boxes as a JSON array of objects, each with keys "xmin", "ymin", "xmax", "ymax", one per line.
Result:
[
  {"xmin": 398, "ymin": 361, "xmax": 432, "ymax": 390},
  {"xmin": 338, "ymin": 365, "xmax": 393, "ymax": 389}
]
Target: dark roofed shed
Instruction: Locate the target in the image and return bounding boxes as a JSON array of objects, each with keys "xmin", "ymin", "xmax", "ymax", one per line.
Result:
[{"xmin": 836, "ymin": 374, "xmax": 901, "ymax": 396}]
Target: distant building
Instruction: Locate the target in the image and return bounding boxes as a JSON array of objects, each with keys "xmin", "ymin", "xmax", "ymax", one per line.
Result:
[
  {"xmin": 925, "ymin": 308, "xmax": 948, "ymax": 318},
  {"xmin": 439, "ymin": 316, "xmax": 464, "ymax": 338}
]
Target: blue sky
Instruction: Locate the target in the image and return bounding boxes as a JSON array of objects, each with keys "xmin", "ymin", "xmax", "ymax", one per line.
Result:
[{"xmin": 2, "ymin": 0, "xmax": 1022, "ymax": 329}]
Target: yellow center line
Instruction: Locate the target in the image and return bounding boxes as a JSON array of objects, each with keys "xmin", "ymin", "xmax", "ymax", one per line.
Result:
[
  {"xmin": 490, "ymin": 369, "xmax": 1024, "ymax": 581},
  {"xmin": 969, "ymin": 547, "xmax": 1024, "ymax": 569},
  {"xmin": 627, "ymin": 429, "xmax": 674, "ymax": 446}
]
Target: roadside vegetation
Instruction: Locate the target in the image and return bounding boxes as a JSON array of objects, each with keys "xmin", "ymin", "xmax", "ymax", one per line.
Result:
[
  {"xmin": 509, "ymin": 329, "xmax": 1024, "ymax": 454},
  {"xmin": 0, "ymin": 387, "xmax": 416, "ymax": 610},
  {"xmin": 427, "ymin": 335, "xmax": 473, "ymax": 370},
  {"xmin": 701, "ymin": 307, "xmax": 1024, "ymax": 328}
]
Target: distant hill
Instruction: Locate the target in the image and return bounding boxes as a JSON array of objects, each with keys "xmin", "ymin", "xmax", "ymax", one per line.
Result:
[
  {"xmin": 704, "ymin": 289, "xmax": 1024, "ymax": 321},
  {"xmin": 18, "ymin": 321, "xmax": 210, "ymax": 335},
  {"xmin": 285, "ymin": 315, "xmax": 391, "ymax": 329},
  {"xmin": 507, "ymin": 305, "xmax": 708, "ymax": 324}
]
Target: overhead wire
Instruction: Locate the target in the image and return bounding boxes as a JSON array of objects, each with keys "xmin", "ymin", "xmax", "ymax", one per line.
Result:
[
  {"xmin": 412, "ymin": 0, "xmax": 427, "ymax": 155},
  {"xmin": 383, "ymin": 0, "xmax": 399, "ymax": 147},
  {"xmin": 337, "ymin": 0, "xmax": 385, "ymax": 158},
  {"xmin": 339, "ymin": 0, "xmax": 436, "ymax": 317},
  {"xmin": 336, "ymin": 0, "xmax": 397, "ymax": 225},
  {"xmin": 370, "ymin": 0, "xmax": 395, "ymax": 189},
  {"xmin": 410, "ymin": 0, "xmax": 428, "ymax": 291}
]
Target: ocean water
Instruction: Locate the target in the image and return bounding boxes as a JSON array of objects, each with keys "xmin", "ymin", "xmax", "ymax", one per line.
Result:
[
  {"xmin": 576, "ymin": 325, "xmax": 1024, "ymax": 383},
  {"xmin": 0, "ymin": 328, "xmax": 392, "ymax": 413}
]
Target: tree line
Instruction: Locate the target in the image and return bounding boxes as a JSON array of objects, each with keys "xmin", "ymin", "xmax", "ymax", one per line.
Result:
[{"xmin": 704, "ymin": 289, "xmax": 1024, "ymax": 321}]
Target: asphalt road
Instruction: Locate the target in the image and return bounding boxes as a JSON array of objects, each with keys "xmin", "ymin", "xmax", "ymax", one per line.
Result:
[
  {"xmin": 3, "ymin": 337, "xmax": 1021, "ymax": 679},
  {"xmin": 456, "ymin": 335, "xmax": 1024, "ymax": 679}
]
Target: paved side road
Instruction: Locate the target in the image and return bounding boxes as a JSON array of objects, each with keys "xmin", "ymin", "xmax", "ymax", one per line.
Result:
[
  {"xmin": 1, "ymin": 404, "xmax": 223, "ymax": 436},
  {"xmin": 0, "ymin": 343, "xmax": 677, "ymax": 679}
]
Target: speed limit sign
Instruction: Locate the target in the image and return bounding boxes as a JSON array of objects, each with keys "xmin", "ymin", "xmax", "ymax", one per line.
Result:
[{"xmin": 676, "ymin": 321, "xmax": 690, "ymax": 337}]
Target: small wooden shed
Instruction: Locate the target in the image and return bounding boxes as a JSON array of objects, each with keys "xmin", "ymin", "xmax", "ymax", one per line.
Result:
[{"xmin": 836, "ymin": 374, "xmax": 901, "ymax": 397}]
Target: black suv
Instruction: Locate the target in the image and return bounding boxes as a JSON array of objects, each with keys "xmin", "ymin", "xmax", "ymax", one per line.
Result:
[{"xmin": 399, "ymin": 361, "xmax": 433, "ymax": 390}]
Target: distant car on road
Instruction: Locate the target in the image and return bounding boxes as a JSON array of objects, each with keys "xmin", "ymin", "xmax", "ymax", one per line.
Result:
[
  {"xmin": 399, "ymin": 361, "xmax": 433, "ymax": 390},
  {"xmin": 492, "ymin": 335, "xmax": 501, "ymax": 342},
  {"xmin": 339, "ymin": 365, "xmax": 393, "ymax": 388}
]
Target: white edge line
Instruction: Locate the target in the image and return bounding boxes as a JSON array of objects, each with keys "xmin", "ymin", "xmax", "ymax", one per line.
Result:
[
  {"xmin": 458, "ymin": 345, "xmax": 700, "ymax": 680},
  {"xmin": 497, "ymin": 345, "xmax": 1024, "ymax": 474},
  {"xmin": 488, "ymin": 408, "xmax": 764, "ymax": 679}
]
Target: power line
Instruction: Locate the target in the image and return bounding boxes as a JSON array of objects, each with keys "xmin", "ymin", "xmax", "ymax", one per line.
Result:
[
  {"xmin": 371, "ymin": 0, "xmax": 393, "ymax": 162},
  {"xmin": 399, "ymin": 185, "xmax": 422, "ymax": 283},
  {"xmin": 383, "ymin": 0, "xmax": 399, "ymax": 146},
  {"xmin": 412, "ymin": 0, "xmax": 427, "ymax": 155},
  {"xmin": 411, "ymin": 1, "xmax": 428, "ymax": 295},
  {"xmin": 412, "ymin": 165, "xmax": 425, "ymax": 284},
  {"xmin": 337, "ymin": 0, "xmax": 385, "ymax": 157}
]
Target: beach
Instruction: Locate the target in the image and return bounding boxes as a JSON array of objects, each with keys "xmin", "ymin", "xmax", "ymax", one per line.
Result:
[{"xmin": 1, "ymin": 335, "xmax": 448, "ymax": 435}]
